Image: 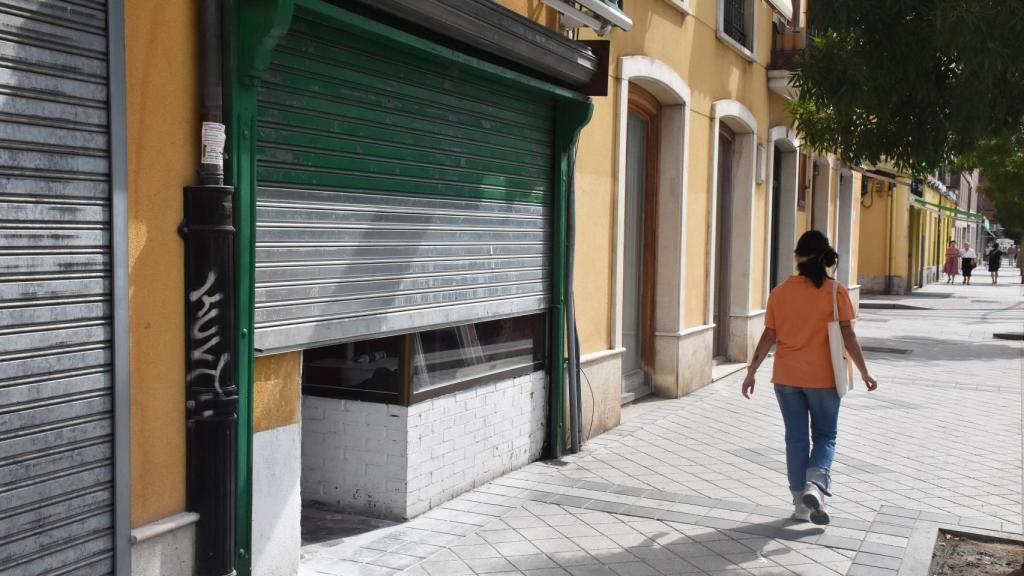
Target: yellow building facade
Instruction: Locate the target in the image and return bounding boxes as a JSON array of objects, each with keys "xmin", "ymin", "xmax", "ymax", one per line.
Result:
[
  {"xmin": 566, "ymin": 0, "xmax": 862, "ymax": 436},
  {"xmin": 857, "ymin": 170, "xmax": 961, "ymax": 294}
]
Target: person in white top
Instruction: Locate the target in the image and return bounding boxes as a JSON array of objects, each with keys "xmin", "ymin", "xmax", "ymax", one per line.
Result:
[{"xmin": 960, "ymin": 242, "xmax": 977, "ymax": 285}]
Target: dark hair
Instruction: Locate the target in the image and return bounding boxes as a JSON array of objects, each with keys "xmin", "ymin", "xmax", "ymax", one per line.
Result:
[{"xmin": 794, "ymin": 230, "xmax": 838, "ymax": 288}]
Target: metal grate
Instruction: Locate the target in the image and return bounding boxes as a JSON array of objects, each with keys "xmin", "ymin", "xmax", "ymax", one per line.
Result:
[
  {"xmin": 724, "ymin": 0, "xmax": 747, "ymax": 46},
  {"xmin": 862, "ymin": 346, "xmax": 912, "ymax": 355}
]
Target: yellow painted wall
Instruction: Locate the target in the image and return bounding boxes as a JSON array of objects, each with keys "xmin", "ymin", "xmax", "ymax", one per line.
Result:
[
  {"xmin": 752, "ymin": 173, "xmax": 768, "ymax": 308},
  {"xmin": 892, "ymin": 183, "xmax": 912, "ymax": 281},
  {"xmin": 126, "ymin": 0, "xmax": 196, "ymax": 527},
  {"xmin": 850, "ymin": 172, "xmax": 862, "ymax": 283},
  {"xmin": 575, "ymin": 93, "xmax": 617, "ymax": 352},
  {"xmin": 254, "ymin": 353, "xmax": 302, "ymax": 432},
  {"xmin": 494, "ymin": 0, "xmax": 559, "ymax": 29},
  {"xmin": 796, "ymin": 208, "xmax": 808, "ymax": 235},
  {"xmin": 857, "ymin": 179, "xmax": 889, "ymax": 277},
  {"xmin": 684, "ymin": 114, "xmax": 713, "ymax": 327}
]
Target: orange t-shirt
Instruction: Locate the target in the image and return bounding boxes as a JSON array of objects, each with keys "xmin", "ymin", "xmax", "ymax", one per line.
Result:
[{"xmin": 764, "ymin": 276, "xmax": 855, "ymax": 388}]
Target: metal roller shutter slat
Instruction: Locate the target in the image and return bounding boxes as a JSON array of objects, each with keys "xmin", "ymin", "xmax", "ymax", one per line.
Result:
[{"xmin": 0, "ymin": 0, "xmax": 114, "ymax": 568}]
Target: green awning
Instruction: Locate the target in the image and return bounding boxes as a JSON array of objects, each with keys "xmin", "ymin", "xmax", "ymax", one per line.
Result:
[{"xmin": 911, "ymin": 197, "xmax": 986, "ymax": 223}]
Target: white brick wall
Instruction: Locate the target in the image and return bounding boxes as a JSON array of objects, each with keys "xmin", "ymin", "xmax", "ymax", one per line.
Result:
[
  {"xmin": 405, "ymin": 371, "xmax": 547, "ymax": 517},
  {"xmin": 301, "ymin": 396, "xmax": 409, "ymax": 519},
  {"xmin": 301, "ymin": 371, "xmax": 547, "ymax": 520}
]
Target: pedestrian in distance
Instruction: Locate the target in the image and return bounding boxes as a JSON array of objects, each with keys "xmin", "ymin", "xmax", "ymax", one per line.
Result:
[
  {"xmin": 960, "ymin": 242, "xmax": 977, "ymax": 285},
  {"xmin": 988, "ymin": 243, "xmax": 1003, "ymax": 285},
  {"xmin": 942, "ymin": 239, "xmax": 959, "ymax": 284},
  {"xmin": 742, "ymin": 230, "xmax": 878, "ymax": 526},
  {"xmin": 1009, "ymin": 243, "xmax": 1018, "ymax": 267}
]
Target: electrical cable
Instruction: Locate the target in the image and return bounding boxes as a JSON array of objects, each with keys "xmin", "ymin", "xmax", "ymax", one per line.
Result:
[{"xmin": 581, "ymin": 360, "xmax": 596, "ymax": 441}]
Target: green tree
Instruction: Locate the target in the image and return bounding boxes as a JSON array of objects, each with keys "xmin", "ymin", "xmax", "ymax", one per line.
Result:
[
  {"xmin": 967, "ymin": 127, "xmax": 1024, "ymax": 278},
  {"xmin": 789, "ymin": 1, "xmax": 1024, "ymax": 175}
]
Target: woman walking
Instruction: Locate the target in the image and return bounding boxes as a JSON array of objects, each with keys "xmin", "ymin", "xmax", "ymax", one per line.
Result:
[
  {"xmin": 942, "ymin": 240, "xmax": 959, "ymax": 283},
  {"xmin": 961, "ymin": 242, "xmax": 977, "ymax": 285},
  {"xmin": 988, "ymin": 243, "xmax": 1003, "ymax": 284},
  {"xmin": 742, "ymin": 231, "xmax": 878, "ymax": 526}
]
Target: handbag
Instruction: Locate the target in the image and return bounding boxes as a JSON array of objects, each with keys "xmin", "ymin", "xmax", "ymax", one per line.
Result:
[{"xmin": 828, "ymin": 280, "xmax": 854, "ymax": 398}]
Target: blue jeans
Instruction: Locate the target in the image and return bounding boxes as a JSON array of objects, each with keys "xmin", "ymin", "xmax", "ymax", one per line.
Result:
[{"xmin": 774, "ymin": 384, "xmax": 841, "ymax": 498}]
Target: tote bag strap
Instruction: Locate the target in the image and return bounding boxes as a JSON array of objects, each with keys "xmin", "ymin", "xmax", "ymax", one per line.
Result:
[{"xmin": 832, "ymin": 279, "xmax": 839, "ymax": 322}]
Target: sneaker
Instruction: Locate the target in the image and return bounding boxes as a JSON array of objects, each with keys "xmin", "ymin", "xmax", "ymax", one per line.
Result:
[
  {"xmin": 791, "ymin": 502, "xmax": 812, "ymax": 522},
  {"xmin": 800, "ymin": 483, "xmax": 831, "ymax": 526}
]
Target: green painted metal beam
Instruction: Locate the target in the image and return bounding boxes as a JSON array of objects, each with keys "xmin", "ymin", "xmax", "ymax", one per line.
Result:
[
  {"xmin": 548, "ymin": 99, "xmax": 593, "ymax": 460},
  {"xmin": 228, "ymin": 1, "xmax": 296, "ymax": 575}
]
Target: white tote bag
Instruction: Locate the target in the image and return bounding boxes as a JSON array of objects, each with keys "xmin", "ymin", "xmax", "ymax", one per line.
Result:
[{"xmin": 828, "ymin": 280, "xmax": 854, "ymax": 398}]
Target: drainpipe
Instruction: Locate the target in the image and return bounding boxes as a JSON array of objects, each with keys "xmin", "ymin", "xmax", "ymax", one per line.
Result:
[
  {"xmin": 180, "ymin": 0, "xmax": 237, "ymax": 574},
  {"xmin": 885, "ymin": 183, "xmax": 893, "ymax": 294}
]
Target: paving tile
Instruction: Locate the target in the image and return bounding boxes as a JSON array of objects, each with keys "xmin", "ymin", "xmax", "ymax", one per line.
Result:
[
  {"xmin": 845, "ymin": 564, "xmax": 897, "ymax": 576},
  {"xmin": 857, "ymin": 541, "xmax": 905, "ymax": 558},
  {"xmin": 684, "ymin": 554, "xmax": 735, "ymax": 572},
  {"xmin": 420, "ymin": 560, "xmax": 476, "ymax": 576},
  {"xmin": 871, "ymin": 514, "xmax": 917, "ymax": 528},
  {"xmin": 866, "ymin": 523, "xmax": 913, "ymax": 538},
  {"xmin": 534, "ymin": 538, "xmax": 583, "ymax": 554},
  {"xmin": 565, "ymin": 565, "xmax": 618, "ymax": 576},
  {"xmin": 494, "ymin": 541, "xmax": 545, "ymax": 557},
  {"xmin": 788, "ymin": 565, "xmax": 845, "ymax": 576},
  {"xmin": 590, "ymin": 548, "xmax": 639, "ymax": 565},
  {"xmin": 745, "ymin": 568, "xmax": 797, "ymax": 576},
  {"xmin": 482, "ymin": 529, "xmax": 531, "ymax": 544},
  {"xmin": 877, "ymin": 506, "xmax": 920, "ymax": 519},
  {"xmin": 665, "ymin": 542, "xmax": 717, "ymax": 558},
  {"xmin": 464, "ymin": 557, "xmax": 520, "ymax": 574},
  {"xmin": 607, "ymin": 561, "xmax": 661, "ymax": 576},
  {"xmin": 393, "ymin": 541, "xmax": 446, "ymax": 559},
  {"xmin": 630, "ymin": 546, "xmax": 679, "ymax": 562},
  {"xmin": 852, "ymin": 552, "xmax": 902, "ymax": 570},
  {"xmin": 371, "ymin": 553, "xmax": 422, "ymax": 570},
  {"xmin": 703, "ymin": 540, "xmax": 753, "ymax": 556},
  {"xmin": 521, "ymin": 527, "xmax": 568, "ymax": 540},
  {"xmin": 791, "ymin": 547, "xmax": 850, "ymax": 564},
  {"xmin": 524, "ymin": 569, "xmax": 571, "ymax": 576},
  {"xmin": 575, "ymin": 535, "xmax": 623, "ymax": 550},
  {"xmin": 548, "ymin": 550, "xmax": 599, "ymax": 567},
  {"xmin": 862, "ymin": 533, "xmax": 908, "ymax": 548},
  {"xmin": 508, "ymin": 554, "xmax": 560, "ymax": 570},
  {"xmin": 814, "ymin": 535, "xmax": 862, "ymax": 551}
]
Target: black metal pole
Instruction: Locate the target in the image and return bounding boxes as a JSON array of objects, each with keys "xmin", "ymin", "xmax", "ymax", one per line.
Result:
[
  {"xmin": 184, "ymin": 0, "xmax": 236, "ymax": 574},
  {"xmin": 183, "ymin": 185, "xmax": 236, "ymax": 576}
]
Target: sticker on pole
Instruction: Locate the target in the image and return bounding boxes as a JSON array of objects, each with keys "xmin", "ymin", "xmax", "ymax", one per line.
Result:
[{"xmin": 201, "ymin": 122, "xmax": 226, "ymax": 167}]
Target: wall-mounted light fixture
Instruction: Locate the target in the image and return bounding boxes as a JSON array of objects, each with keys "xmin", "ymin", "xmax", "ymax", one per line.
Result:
[{"xmin": 756, "ymin": 144, "xmax": 766, "ymax": 184}]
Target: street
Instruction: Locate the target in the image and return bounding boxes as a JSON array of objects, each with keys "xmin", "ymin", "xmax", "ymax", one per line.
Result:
[{"xmin": 300, "ymin": 268, "xmax": 1024, "ymax": 576}]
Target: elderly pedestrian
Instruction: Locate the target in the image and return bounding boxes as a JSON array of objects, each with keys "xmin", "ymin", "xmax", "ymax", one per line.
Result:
[
  {"xmin": 961, "ymin": 242, "xmax": 977, "ymax": 285},
  {"xmin": 988, "ymin": 243, "xmax": 1003, "ymax": 284},
  {"xmin": 942, "ymin": 240, "xmax": 959, "ymax": 284},
  {"xmin": 742, "ymin": 230, "xmax": 878, "ymax": 526}
]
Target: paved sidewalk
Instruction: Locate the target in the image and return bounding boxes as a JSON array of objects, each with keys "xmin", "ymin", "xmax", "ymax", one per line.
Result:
[{"xmin": 301, "ymin": 269, "xmax": 1024, "ymax": 576}]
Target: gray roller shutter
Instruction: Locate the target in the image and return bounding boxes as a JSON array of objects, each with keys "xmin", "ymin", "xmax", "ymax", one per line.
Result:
[
  {"xmin": 0, "ymin": 0, "xmax": 118, "ymax": 574},
  {"xmin": 253, "ymin": 10, "xmax": 555, "ymax": 354}
]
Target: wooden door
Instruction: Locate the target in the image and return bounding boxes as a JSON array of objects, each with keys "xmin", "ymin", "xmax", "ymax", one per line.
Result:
[
  {"xmin": 714, "ymin": 125, "xmax": 735, "ymax": 359},
  {"xmin": 622, "ymin": 85, "xmax": 660, "ymax": 396}
]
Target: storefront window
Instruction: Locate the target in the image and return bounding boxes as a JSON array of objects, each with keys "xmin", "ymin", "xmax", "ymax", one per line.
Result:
[
  {"xmin": 300, "ymin": 314, "xmax": 547, "ymax": 405},
  {"xmin": 302, "ymin": 335, "xmax": 406, "ymax": 403},
  {"xmin": 411, "ymin": 314, "xmax": 546, "ymax": 395}
]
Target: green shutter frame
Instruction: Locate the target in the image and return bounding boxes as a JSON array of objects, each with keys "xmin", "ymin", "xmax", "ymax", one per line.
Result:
[{"xmin": 228, "ymin": 1, "xmax": 591, "ymax": 572}]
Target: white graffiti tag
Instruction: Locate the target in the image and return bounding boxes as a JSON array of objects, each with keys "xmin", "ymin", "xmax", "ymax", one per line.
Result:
[{"xmin": 188, "ymin": 270, "xmax": 229, "ymax": 395}]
